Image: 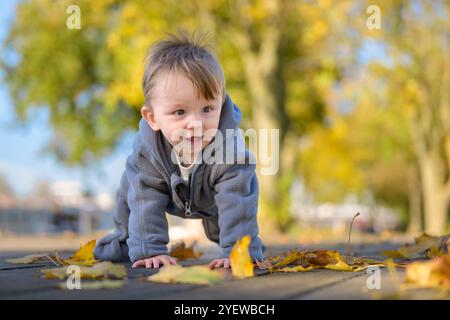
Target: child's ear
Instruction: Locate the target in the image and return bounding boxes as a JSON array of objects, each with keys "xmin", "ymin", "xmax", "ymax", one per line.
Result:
[{"xmin": 141, "ymin": 106, "xmax": 160, "ymax": 131}]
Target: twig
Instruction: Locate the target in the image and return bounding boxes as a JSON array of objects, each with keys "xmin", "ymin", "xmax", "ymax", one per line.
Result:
[
  {"xmin": 46, "ymin": 255, "xmax": 61, "ymax": 267},
  {"xmin": 346, "ymin": 212, "xmax": 360, "ymax": 257}
]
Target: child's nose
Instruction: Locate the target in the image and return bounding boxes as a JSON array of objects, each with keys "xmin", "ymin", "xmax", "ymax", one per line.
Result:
[{"xmin": 186, "ymin": 117, "xmax": 203, "ymax": 131}]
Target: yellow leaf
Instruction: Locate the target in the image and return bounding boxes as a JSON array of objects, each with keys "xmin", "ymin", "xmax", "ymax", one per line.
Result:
[
  {"xmin": 276, "ymin": 265, "xmax": 315, "ymax": 272},
  {"xmin": 56, "ymin": 279, "xmax": 125, "ymax": 290},
  {"xmin": 41, "ymin": 261, "xmax": 126, "ymax": 280},
  {"xmin": 169, "ymin": 241, "xmax": 203, "ymax": 260},
  {"xmin": 230, "ymin": 235, "xmax": 254, "ymax": 279},
  {"xmin": 147, "ymin": 265, "xmax": 226, "ymax": 285},
  {"xmin": 405, "ymin": 255, "xmax": 450, "ymax": 289},
  {"xmin": 64, "ymin": 240, "xmax": 99, "ymax": 266}
]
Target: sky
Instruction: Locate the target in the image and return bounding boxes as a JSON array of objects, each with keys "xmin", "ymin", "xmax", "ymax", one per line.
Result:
[{"xmin": 0, "ymin": 0, "xmax": 131, "ymax": 197}]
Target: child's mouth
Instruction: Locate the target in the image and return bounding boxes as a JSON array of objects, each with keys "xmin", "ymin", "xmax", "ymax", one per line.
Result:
[{"xmin": 185, "ymin": 136, "xmax": 202, "ymax": 144}]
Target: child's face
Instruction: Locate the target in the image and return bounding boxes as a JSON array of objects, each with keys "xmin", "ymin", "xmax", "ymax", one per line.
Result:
[{"xmin": 142, "ymin": 71, "xmax": 223, "ymax": 163}]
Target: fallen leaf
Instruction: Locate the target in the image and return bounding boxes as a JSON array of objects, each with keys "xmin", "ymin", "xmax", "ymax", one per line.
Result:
[
  {"xmin": 405, "ymin": 255, "xmax": 450, "ymax": 290},
  {"xmin": 257, "ymin": 249, "xmax": 394, "ymax": 273},
  {"xmin": 64, "ymin": 240, "xmax": 99, "ymax": 266},
  {"xmin": 169, "ymin": 241, "xmax": 203, "ymax": 260},
  {"xmin": 56, "ymin": 280, "xmax": 125, "ymax": 290},
  {"xmin": 147, "ymin": 265, "xmax": 226, "ymax": 285},
  {"xmin": 383, "ymin": 233, "xmax": 449, "ymax": 260},
  {"xmin": 11, "ymin": 240, "xmax": 100, "ymax": 266},
  {"xmin": 41, "ymin": 261, "xmax": 126, "ymax": 280},
  {"xmin": 5, "ymin": 253, "xmax": 50, "ymax": 264},
  {"xmin": 305, "ymin": 250, "xmax": 368, "ymax": 271},
  {"xmin": 276, "ymin": 265, "xmax": 315, "ymax": 272},
  {"xmin": 230, "ymin": 235, "xmax": 254, "ymax": 279}
]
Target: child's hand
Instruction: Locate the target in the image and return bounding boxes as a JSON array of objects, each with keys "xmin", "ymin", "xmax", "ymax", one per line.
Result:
[
  {"xmin": 209, "ymin": 258, "xmax": 230, "ymax": 269},
  {"xmin": 132, "ymin": 255, "xmax": 177, "ymax": 268}
]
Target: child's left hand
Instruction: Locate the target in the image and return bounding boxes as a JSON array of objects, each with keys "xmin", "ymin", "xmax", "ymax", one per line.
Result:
[{"xmin": 209, "ymin": 258, "xmax": 230, "ymax": 269}]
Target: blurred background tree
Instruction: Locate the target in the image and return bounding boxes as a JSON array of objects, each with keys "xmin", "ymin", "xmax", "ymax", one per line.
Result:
[
  {"xmin": 300, "ymin": 0, "xmax": 449, "ymax": 234},
  {"xmin": 363, "ymin": 0, "xmax": 450, "ymax": 234},
  {"xmin": 386, "ymin": 1, "xmax": 448, "ymax": 235}
]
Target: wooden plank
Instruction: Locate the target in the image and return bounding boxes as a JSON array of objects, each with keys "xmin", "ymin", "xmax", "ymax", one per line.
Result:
[
  {"xmin": 0, "ymin": 259, "xmax": 214, "ymax": 299},
  {"xmin": 0, "ymin": 243, "xmax": 408, "ymax": 300},
  {"xmin": 3, "ymin": 266, "xmax": 200, "ymax": 300},
  {"xmin": 0, "ymin": 267, "xmax": 57, "ymax": 298},
  {"xmin": 165, "ymin": 270, "xmax": 366, "ymax": 300},
  {"xmin": 296, "ymin": 268, "xmax": 448, "ymax": 300}
]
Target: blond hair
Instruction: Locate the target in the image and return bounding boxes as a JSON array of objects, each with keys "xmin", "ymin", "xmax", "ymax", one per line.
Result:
[{"xmin": 142, "ymin": 30, "xmax": 226, "ymax": 107}]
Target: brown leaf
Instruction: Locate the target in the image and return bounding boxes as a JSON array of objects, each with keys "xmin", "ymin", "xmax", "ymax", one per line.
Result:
[
  {"xmin": 257, "ymin": 249, "xmax": 394, "ymax": 273},
  {"xmin": 256, "ymin": 249, "xmax": 308, "ymax": 271},
  {"xmin": 383, "ymin": 233, "xmax": 449, "ymax": 260},
  {"xmin": 169, "ymin": 241, "xmax": 203, "ymax": 260}
]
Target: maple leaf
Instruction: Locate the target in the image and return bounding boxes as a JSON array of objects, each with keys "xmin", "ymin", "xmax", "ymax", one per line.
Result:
[
  {"xmin": 169, "ymin": 241, "xmax": 203, "ymax": 260},
  {"xmin": 147, "ymin": 265, "xmax": 226, "ymax": 285},
  {"xmin": 230, "ymin": 235, "xmax": 254, "ymax": 279},
  {"xmin": 384, "ymin": 233, "xmax": 449, "ymax": 260},
  {"xmin": 405, "ymin": 255, "xmax": 450, "ymax": 290},
  {"xmin": 41, "ymin": 261, "xmax": 126, "ymax": 280}
]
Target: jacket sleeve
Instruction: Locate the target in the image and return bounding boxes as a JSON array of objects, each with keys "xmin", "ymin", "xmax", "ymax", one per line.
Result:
[
  {"xmin": 125, "ymin": 149, "xmax": 171, "ymax": 263},
  {"xmin": 213, "ymin": 162, "xmax": 264, "ymax": 261}
]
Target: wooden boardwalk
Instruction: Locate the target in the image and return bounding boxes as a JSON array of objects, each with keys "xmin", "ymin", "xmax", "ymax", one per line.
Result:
[{"xmin": 0, "ymin": 243, "xmax": 446, "ymax": 300}]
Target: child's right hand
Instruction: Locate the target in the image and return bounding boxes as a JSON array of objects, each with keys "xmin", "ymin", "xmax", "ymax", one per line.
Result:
[{"xmin": 132, "ymin": 255, "xmax": 177, "ymax": 268}]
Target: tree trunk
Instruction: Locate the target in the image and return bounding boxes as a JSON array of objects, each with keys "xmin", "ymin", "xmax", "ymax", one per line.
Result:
[
  {"xmin": 407, "ymin": 166, "xmax": 422, "ymax": 235},
  {"xmin": 246, "ymin": 71, "xmax": 293, "ymax": 231},
  {"xmin": 420, "ymin": 152, "xmax": 449, "ymax": 235}
]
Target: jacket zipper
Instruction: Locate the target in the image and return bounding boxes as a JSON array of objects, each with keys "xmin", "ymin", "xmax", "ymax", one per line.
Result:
[
  {"xmin": 177, "ymin": 166, "xmax": 198, "ymax": 216},
  {"xmin": 184, "ymin": 200, "xmax": 192, "ymax": 215},
  {"xmin": 176, "ymin": 188, "xmax": 192, "ymax": 215}
]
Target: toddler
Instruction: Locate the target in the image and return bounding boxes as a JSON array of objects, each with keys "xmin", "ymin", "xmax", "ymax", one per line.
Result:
[{"xmin": 94, "ymin": 31, "xmax": 264, "ymax": 269}]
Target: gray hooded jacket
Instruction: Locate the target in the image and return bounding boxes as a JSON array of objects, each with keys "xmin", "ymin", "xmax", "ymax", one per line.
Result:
[{"xmin": 94, "ymin": 94, "xmax": 264, "ymax": 263}]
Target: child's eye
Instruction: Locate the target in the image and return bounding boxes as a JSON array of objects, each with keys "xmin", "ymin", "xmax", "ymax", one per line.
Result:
[
  {"xmin": 174, "ymin": 109, "xmax": 185, "ymax": 116},
  {"xmin": 202, "ymin": 106, "xmax": 213, "ymax": 113}
]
